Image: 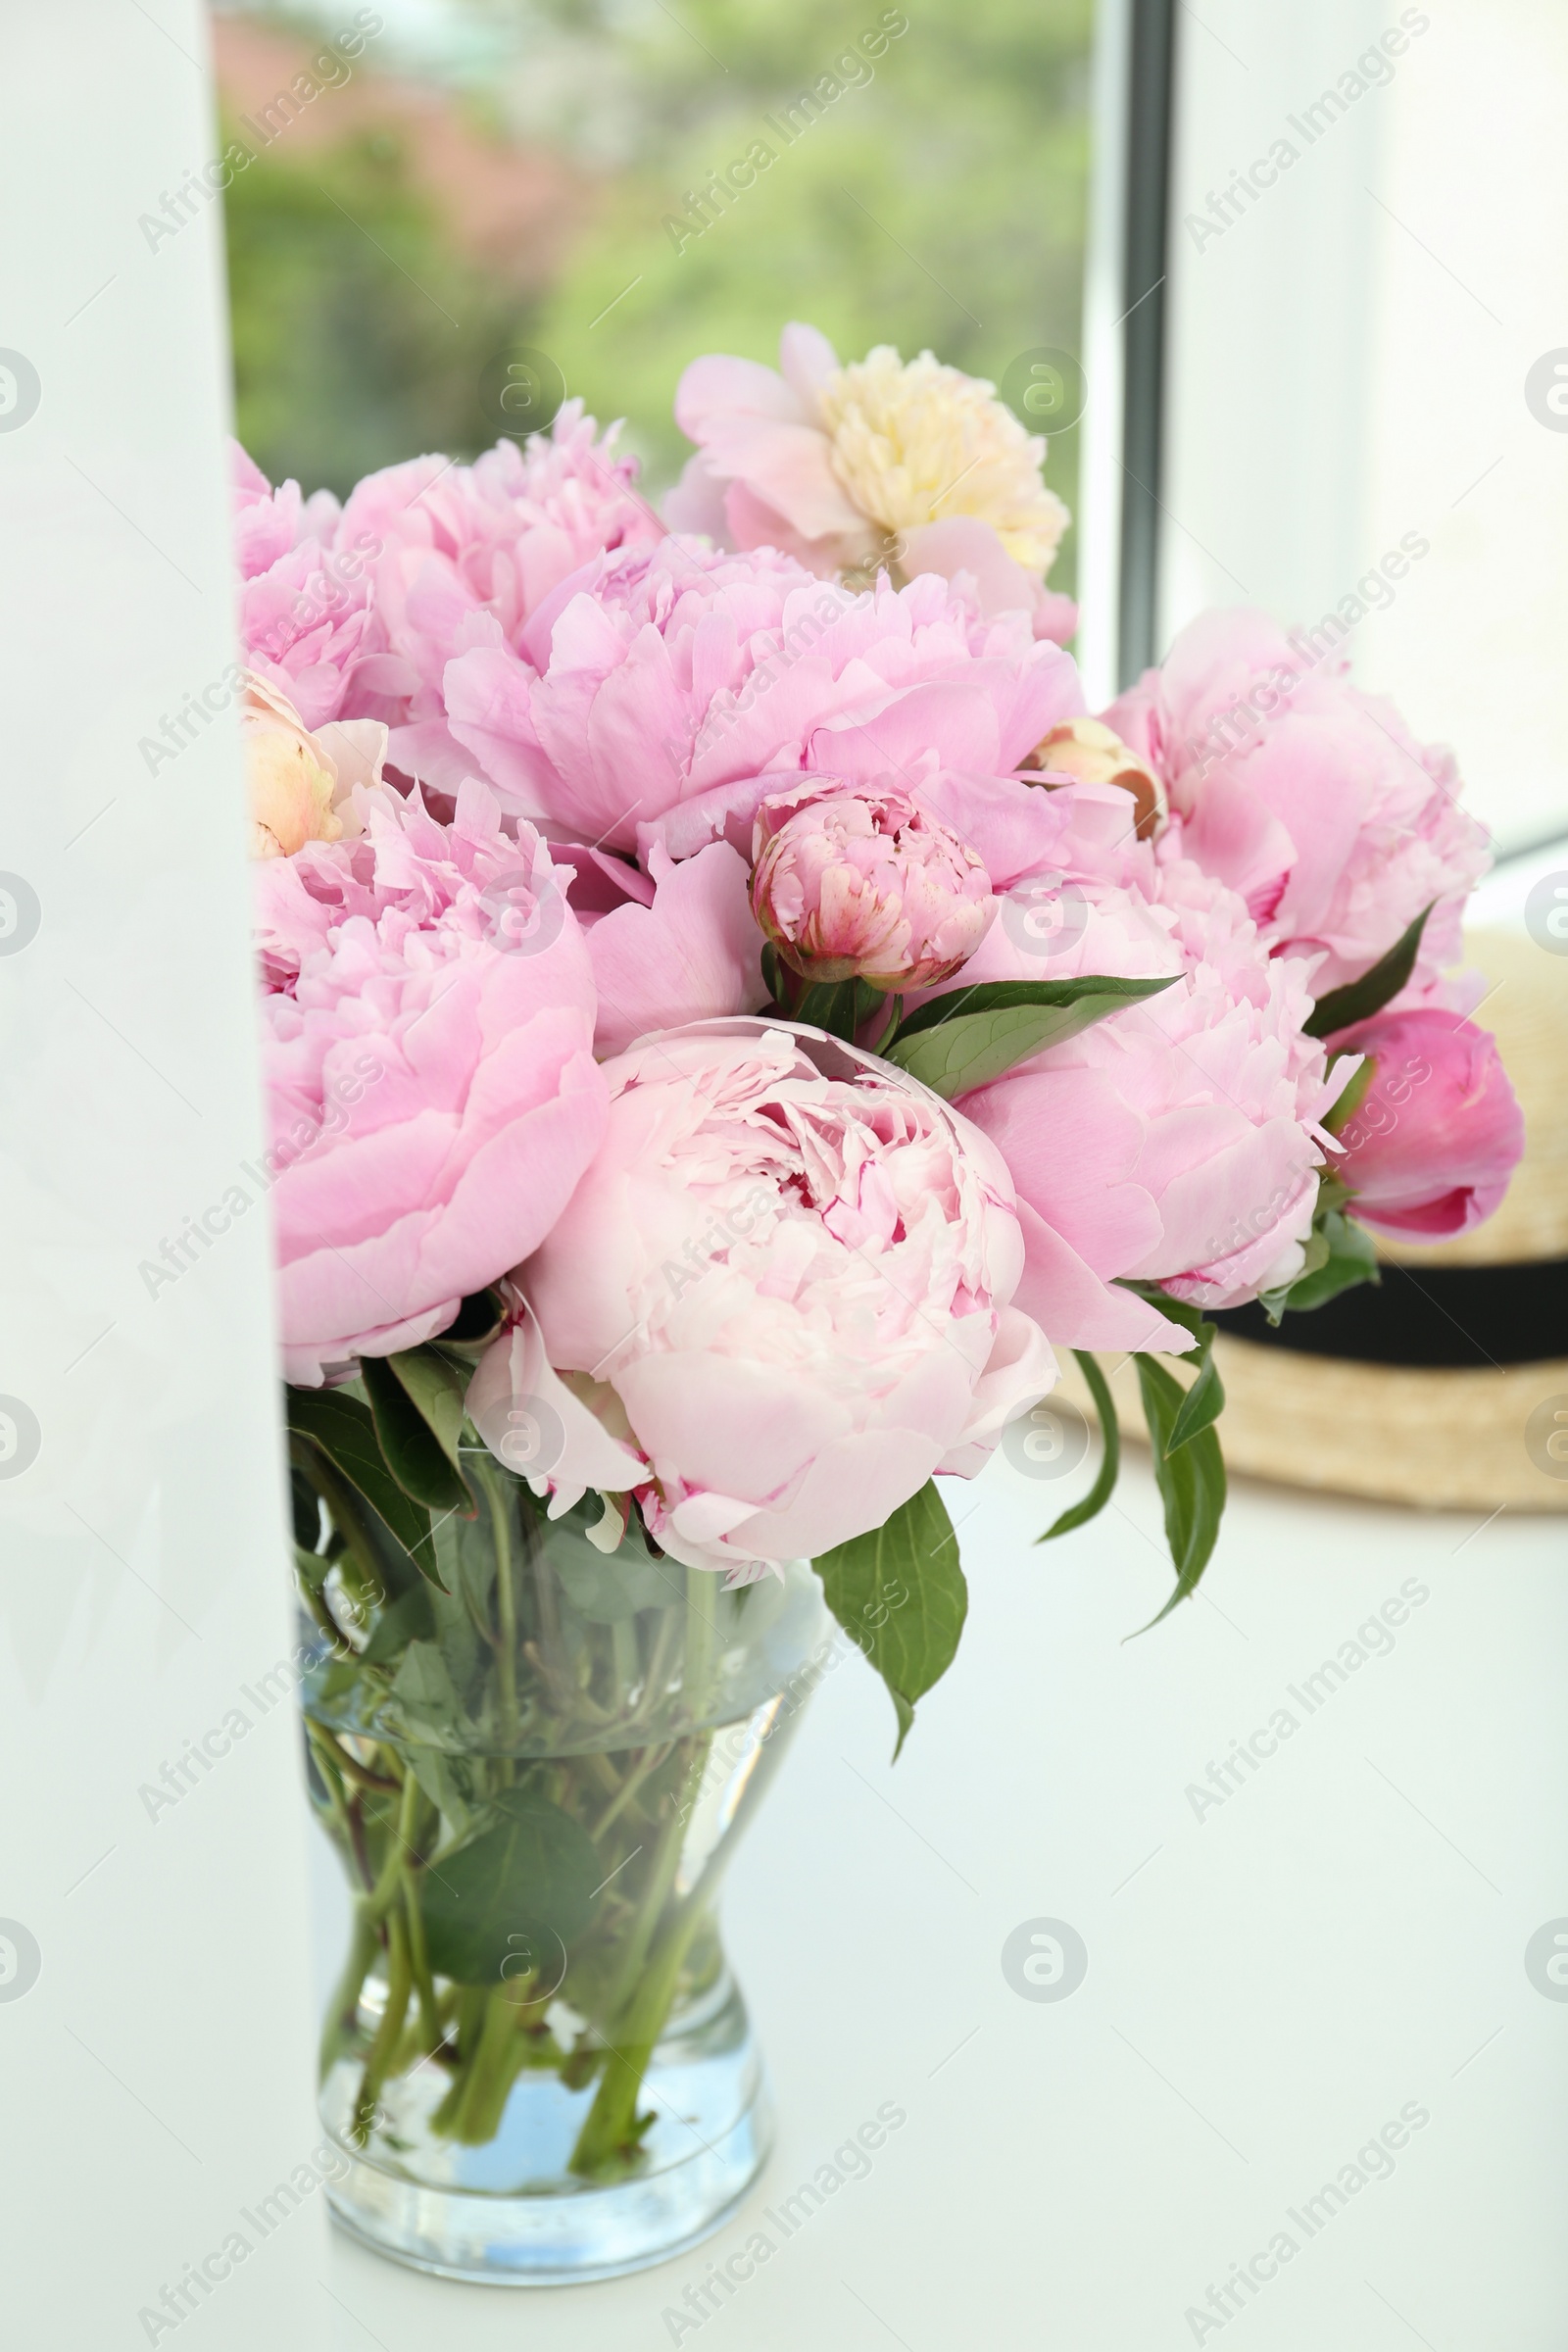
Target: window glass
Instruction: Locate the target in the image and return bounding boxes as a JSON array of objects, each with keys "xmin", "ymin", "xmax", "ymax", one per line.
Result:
[{"xmin": 214, "ymin": 0, "xmax": 1096, "ymax": 598}]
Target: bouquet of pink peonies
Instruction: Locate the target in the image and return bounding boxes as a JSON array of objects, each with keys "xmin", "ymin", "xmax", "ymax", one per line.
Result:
[{"xmin": 239, "ymin": 331, "xmax": 1521, "ymax": 2269}]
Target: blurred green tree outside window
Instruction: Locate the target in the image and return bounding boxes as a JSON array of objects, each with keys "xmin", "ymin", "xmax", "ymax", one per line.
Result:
[{"xmin": 218, "ymin": 0, "xmax": 1094, "ymax": 591}]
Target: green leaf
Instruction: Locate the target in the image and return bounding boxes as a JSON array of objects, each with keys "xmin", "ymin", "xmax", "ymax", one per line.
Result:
[
  {"xmin": 1038, "ymin": 1349, "xmax": 1122, "ymax": 1541},
  {"xmin": 1117, "ymin": 1283, "xmax": 1209, "ymax": 1342},
  {"xmin": 812, "ymin": 1480, "xmax": 966, "ymax": 1758},
  {"xmin": 389, "ymin": 1347, "xmax": 470, "ymax": 1475},
  {"xmin": 1270, "ymin": 1209, "xmax": 1382, "ymax": 1315},
  {"xmin": 1304, "ymin": 905, "xmax": 1432, "ymax": 1039},
  {"xmin": 360, "ymin": 1582, "xmax": 437, "ymax": 1667},
  {"xmin": 388, "ymin": 1638, "xmax": 465, "ymax": 1735},
  {"xmin": 552, "ymin": 1529, "xmax": 684, "ymax": 1622},
  {"xmin": 293, "ymin": 1540, "xmax": 331, "ymax": 1592},
  {"xmin": 1131, "ymin": 1354, "xmax": 1227, "ymax": 1628},
  {"xmin": 882, "ymin": 976, "xmax": 1176, "ymax": 1100},
  {"xmin": 1323, "ymin": 1054, "xmax": 1375, "ymax": 1136},
  {"xmin": 286, "ymin": 1387, "xmax": 443, "ymax": 1590},
  {"xmin": 405, "ymin": 1747, "xmax": 478, "ymax": 1841},
  {"xmin": 793, "ymin": 974, "xmax": 886, "ymax": 1041},
  {"xmin": 290, "ymin": 1464, "xmax": 323, "ymax": 1550},
  {"xmin": 1164, "ymin": 1328, "xmax": 1225, "ymax": 1456},
  {"xmin": 361, "ymin": 1355, "xmax": 471, "ymax": 1516},
  {"xmin": 420, "ymin": 1787, "xmax": 604, "ymax": 1986}
]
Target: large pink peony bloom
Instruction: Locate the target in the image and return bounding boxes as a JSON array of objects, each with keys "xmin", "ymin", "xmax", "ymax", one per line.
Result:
[
  {"xmin": 469, "ymin": 1021, "xmax": 1055, "ymax": 1574},
  {"xmin": 751, "ymin": 778, "xmax": 994, "ymax": 987},
  {"xmin": 254, "ymin": 777, "xmax": 608, "ymax": 1383},
  {"xmin": 443, "ymin": 544, "xmax": 1083, "ymax": 857},
  {"xmin": 664, "ymin": 323, "xmax": 1076, "ymax": 639},
  {"xmin": 947, "ymin": 782, "xmax": 1343, "ymax": 1342},
  {"xmin": 556, "ymin": 839, "xmax": 771, "ymax": 1057},
  {"xmin": 333, "ymin": 405, "xmax": 657, "ymax": 781},
  {"xmin": 1104, "ymin": 608, "xmax": 1490, "ymax": 998},
  {"xmin": 1327, "ymin": 1006, "xmax": 1523, "ymax": 1238},
  {"xmin": 231, "ymin": 443, "xmax": 377, "ymax": 729}
]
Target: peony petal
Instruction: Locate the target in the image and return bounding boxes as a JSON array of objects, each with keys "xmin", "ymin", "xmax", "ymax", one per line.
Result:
[{"xmin": 588, "ymin": 842, "xmax": 768, "ymax": 1055}]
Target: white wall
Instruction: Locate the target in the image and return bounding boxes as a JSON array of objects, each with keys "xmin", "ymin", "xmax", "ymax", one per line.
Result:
[
  {"xmin": 1160, "ymin": 0, "xmax": 1568, "ymax": 855},
  {"xmin": 0, "ymin": 5, "xmax": 328, "ymax": 2343}
]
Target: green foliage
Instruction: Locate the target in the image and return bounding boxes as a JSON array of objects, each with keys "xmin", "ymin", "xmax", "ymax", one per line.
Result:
[
  {"xmin": 1304, "ymin": 905, "xmax": 1433, "ymax": 1040},
  {"xmin": 224, "ymin": 0, "xmax": 1095, "ymax": 589},
  {"xmin": 1131, "ymin": 1354, "xmax": 1227, "ymax": 1628},
  {"xmin": 419, "ymin": 1786, "xmax": 604, "ymax": 1985},
  {"xmin": 1037, "ymin": 1349, "xmax": 1121, "ymax": 1542},
  {"xmin": 883, "ymin": 976, "xmax": 1175, "ymax": 1098},
  {"xmin": 224, "ymin": 124, "xmax": 538, "ymax": 496},
  {"xmin": 527, "ymin": 0, "xmax": 1093, "ymax": 532},
  {"xmin": 812, "ymin": 1478, "xmax": 966, "ymax": 1757},
  {"xmin": 1262, "ymin": 1208, "xmax": 1382, "ymax": 1319},
  {"xmin": 361, "ymin": 1354, "xmax": 472, "ymax": 1515},
  {"xmin": 388, "ymin": 1347, "xmax": 469, "ymax": 1470},
  {"xmin": 286, "ymin": 1384, "xmax": 444, "ymax": 1587}
]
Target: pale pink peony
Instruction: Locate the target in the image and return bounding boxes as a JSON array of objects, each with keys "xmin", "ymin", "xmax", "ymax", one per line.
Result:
[
  {"xmin": 332, "ymin": 405, "xmax": 657, "ymax": 782},
  {"xmin": 951, "ymin": 785, "xmax": 1343, "ymax": 1341},
  {"xmin": 665, "ymin": 323, "xmax": 1075, "ymax": 637},
  {"xmin": 1104, "ymin": 608, "xmax": 1490, "ymax": 998},
  {"xmin": 231, "ymin": 443, "xmax": 377, "ymax": 730},
  {"xmin": 443, "ymin": 544, "xmax": 1082, "ymax": 857},
  {"xmin": 751, "ymin": 778, "xmax": 994, "ymax": 987},
  {"xmin": 1326, "ymin": 1006, "xmax": 1523, "ymax": 1238},
  {"xmin": 567, "ymin": 839, "xmax": 771, "ymax": 1057},
  {"xmin": 254, "ymin": 777, "xmax": 608, "ymax": 1383},
  {"xmin": 471, "ymin": 1020, "xmax": 1055, "ymax": 1574}
]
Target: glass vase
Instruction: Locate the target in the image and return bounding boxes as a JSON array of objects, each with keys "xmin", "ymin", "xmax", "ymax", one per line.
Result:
[{"xmin": 293, "ymin": 1447, "xmax": 828, "ymax": 2284}]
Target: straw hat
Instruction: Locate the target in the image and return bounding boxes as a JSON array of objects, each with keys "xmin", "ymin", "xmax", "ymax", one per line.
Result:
[{"xmin": 1054, "ymin": 928, "xmax": 1568, "ymax": 1513}]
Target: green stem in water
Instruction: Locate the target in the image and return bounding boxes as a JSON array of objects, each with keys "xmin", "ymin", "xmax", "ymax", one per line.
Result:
[
  {"xmin": 592, "ymin": 1736, "xmax": 707, "ymax": 2030},
  {"xmin": 590, "ymin": 1740, "xmax": 671, "ymax": 1839},
  {"xmin": 565, "ymin": 1733, "xmax": 712, "ymax": 2167},
  {"xmin": 469, "ymin": 1459, "xmax": 520, "ymax": 1744},
  {"xmin": 567, "ymin": 1896, "xmax": 710, "ymax": 2179},
  {"xmin": 682, "ymin": 1565, "xmax": 720, "ymax": 1728},
  {"xmin": 349, "ymin": 1907, "xmax": 413, "ymax": 2146},
  {"xmin": 430, "ymin": 1985, "xmax": 497, "ymax": 2135},
  {"xmin": 402, "ymin": 1865, "xmax": 442, "ymax": 2057},
  {"xmin": 447, "ymin": 1984, "xmax": 541, "ymax": 2144},
  {"xmin": 319, "ymin": 1905, "xmax": 379, "ymax": 2083}
]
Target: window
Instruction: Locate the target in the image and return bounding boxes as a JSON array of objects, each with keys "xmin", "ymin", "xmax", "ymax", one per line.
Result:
[{"xmin": 215, "ymin": 0, "xmax": 1098, "ymax": 605}]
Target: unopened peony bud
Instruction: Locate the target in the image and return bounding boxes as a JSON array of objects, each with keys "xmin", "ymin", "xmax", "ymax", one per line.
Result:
[
  {"xmin": 1027, "ymin": 716, "xmax": 1166, "ymax": 840},
  {"xmin": 1327, "ymin": 1006, "xmax": 1524, "ymax": 1238},
  {"xmin": 751, "ymin": 778, "xmax": 994, "ymax": 990}
]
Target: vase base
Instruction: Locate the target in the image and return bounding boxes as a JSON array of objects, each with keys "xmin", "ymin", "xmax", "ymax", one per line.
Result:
[{"xmin": 323, "ymin": 2071, "xmax": 773, "ymax": 2285}]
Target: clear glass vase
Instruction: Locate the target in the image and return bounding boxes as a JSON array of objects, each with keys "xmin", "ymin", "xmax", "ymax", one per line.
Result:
[{"xmin": 293, "ymin": 1448, "xmax": 828, "ymax": 2284}]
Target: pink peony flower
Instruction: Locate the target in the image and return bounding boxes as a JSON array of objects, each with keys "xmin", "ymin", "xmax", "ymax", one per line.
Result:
[
  {"xmin": 952, "ymin": 788, "xmax": 1343, "ymax": 1341},
  {"xmin": 471, "ymin": 1020, "xmax": 1055, "ymax": 1573},
  {"xmin": 443, "ymin": 544, "xmax": 1082, "ymax": 857},
  {"xmin": 332, "ymin": 405, "xmax": 657, "ymax": 783},
  {"xmin": 231, "ymin": 443, "xmax": 377, "ymax": 730},
  {"xmin": 253, "ymin": 777, "xmax": 608, "ymax": 1383},
  {"xmin": 665, "ymin": 323, "xmax": 1074, "ymax": 636},
  {"xmin": 1104, "ymin": 608, "xmax": 1490, "ymax": 998},
  {"xmin": 751, "ymin": 777, "xmax": 994, "ymax": 987},
  {"xmin": 568, "ymin": 839, "xmax": 771, "ymax": 1057},
  {"xmin": 1326, "ymin": 1006, "xmax": 1524, "ymax": 1238}
]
